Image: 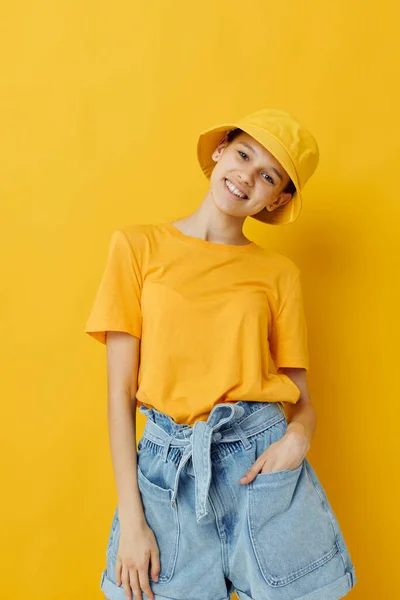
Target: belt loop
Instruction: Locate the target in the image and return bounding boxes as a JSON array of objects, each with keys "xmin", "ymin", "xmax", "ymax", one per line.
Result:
[
  {"xmin": 231, "ymin": 422, "xmax": 252, "ymax": 450},
  {"xmin": 161, "ymin": 434, "xmax": 173, "ymax": 462}
]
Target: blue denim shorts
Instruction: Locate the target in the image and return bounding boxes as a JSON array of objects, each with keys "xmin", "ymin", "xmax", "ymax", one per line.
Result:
[{"xmin": 100, "ymin": 400, "xmax": 358, "ymax": 600}]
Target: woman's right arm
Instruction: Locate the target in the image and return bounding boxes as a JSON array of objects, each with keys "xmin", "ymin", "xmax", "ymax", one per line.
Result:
[{"xmin": 106, "ymin": 330, "xmax": 160, "ymax": 600}]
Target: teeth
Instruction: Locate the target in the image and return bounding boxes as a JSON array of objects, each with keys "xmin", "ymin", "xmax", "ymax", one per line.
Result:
[{"xmin": 225, "ymin": 179, "xmax": 247, "ymax": 198}]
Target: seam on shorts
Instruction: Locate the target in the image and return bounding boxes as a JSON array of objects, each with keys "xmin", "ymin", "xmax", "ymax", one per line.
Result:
[{"xmin": 208, "ymin": 493, "xmax": 230, "ymax": 577}]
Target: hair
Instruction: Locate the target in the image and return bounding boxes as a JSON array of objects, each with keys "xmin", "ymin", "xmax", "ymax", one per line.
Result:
[{"xmin": 225, "ymin": 128, "xmax": 296, "ymax": 196}]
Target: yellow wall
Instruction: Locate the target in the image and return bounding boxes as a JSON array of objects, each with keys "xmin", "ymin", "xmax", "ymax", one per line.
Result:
[{"xmin": 1, "ymin": 1, "xmax": 397, "ymax": 598}]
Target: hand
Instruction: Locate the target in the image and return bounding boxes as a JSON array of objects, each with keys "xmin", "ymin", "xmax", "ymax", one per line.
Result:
[
  {"xmin": 239, "ymin": 427, "xmax": 310, "ymax": 484},
  {"xmin": 115, "ymin": 521, "xmax": 160, "ymax": 600}
]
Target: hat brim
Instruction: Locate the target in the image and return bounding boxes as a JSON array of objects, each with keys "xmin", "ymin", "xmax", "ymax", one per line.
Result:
[{"xmin": 197, "ymin": 122, "xmax": 302, "ymax": 225}]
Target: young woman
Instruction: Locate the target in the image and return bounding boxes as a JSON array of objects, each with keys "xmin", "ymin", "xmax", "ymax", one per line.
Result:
[{"xmin": 85, "ymin": 108, "xmax": 358, "ymax": 600}]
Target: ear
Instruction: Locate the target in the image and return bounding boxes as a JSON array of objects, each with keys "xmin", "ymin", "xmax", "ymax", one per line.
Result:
[
  {"xmin": 276, "ymin": 192, "xmax": 293, "ymax": 208},
  {"xmin": 267, "ymin": 192, "xmax": 293, "ymax": 212},
  {"xmin": 212, "ymin": 134, "xmax": 229, "ymax": 161}
]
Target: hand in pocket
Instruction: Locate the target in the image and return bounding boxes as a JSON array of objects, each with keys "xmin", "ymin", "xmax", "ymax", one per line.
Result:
[{"xmin": 240, "ymin": 432, "xmax": 308, "ymax": 483}]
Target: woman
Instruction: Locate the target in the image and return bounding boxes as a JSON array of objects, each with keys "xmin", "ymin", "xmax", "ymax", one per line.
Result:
[{"xmin": 85, "ymin": 108, "xmax": 358, "ymax": 600}]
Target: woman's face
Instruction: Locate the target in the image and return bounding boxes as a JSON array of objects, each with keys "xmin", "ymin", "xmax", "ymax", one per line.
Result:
[{"xmin": 210, "ymin": 131, "xmax": 294, "ymax": 218}]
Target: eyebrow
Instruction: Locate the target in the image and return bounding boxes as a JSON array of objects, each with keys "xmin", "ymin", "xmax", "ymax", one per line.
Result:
[{"xmin": 239, "ymin": 141, "xmax": 283, "ymax": 182}]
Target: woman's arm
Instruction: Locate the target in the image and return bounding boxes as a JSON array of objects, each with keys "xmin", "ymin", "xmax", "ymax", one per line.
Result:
[
  {"xmin": 278, "ymin": 367, "xmax": 317, "ymax": 445},
  {"xmin": 106, "ymin": 331, "xmax": 161, "ymax": 599},
  {"xmin": 239, "ymin": 367, "xmax": 317, "ymax": 482},
  {"xmin": 106, "ymin": 331, "xmax": 147, "ymax": 530}
]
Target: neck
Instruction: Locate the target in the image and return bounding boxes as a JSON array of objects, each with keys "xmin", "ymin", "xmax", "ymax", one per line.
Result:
[{"xmin": 173, "ymin": 193, "xmax": 251, "ymax": 245}]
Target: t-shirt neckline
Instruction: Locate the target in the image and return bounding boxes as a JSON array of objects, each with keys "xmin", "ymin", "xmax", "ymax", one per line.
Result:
[{"xmin": 161, "ymin": 222, "xmax": 259, "ymax": 252}]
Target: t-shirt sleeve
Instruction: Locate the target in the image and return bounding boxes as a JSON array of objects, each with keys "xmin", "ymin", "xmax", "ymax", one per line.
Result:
[
  {"xmin": 268, "ymin": 272, "xmax": 310, "ymax": 370},
  {"xmin": 84, "ymin": 229, "xmax": 143, "ymax": 345}
]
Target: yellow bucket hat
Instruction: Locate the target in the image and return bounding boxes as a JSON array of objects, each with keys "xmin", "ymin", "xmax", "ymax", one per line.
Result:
[{"xmin": 197, "ymin": 108, "xmax": 319, "ymax": 225}]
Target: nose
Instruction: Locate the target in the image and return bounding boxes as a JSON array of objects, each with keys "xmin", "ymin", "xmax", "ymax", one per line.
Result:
[{"xmin": 238, "ymin": 170, "xmax": 253, "ymax": 187}]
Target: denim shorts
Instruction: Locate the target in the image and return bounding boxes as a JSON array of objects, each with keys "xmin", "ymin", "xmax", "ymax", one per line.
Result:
[{"xmin": 100, "ymin": 400, "xmax": 358, "ymax": 600}]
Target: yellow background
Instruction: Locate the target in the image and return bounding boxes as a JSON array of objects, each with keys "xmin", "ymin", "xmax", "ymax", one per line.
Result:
[{"xmin": 1, "ymin": 1, "xmax": 397, "ymax": 598}]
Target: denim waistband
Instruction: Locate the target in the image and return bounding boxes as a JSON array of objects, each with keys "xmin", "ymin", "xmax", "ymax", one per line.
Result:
[{"xmin": 138, "ymin": 401, "xmax": 286, "ymax": 523}]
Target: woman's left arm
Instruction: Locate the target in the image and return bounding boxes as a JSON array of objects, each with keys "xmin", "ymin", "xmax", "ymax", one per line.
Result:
[
  {"xmin": 239, "ymin": 367, "xmax": 317, "ymax": 483},
  {"xmin": 278, "ymin": 366, "xmax": 317, "ymax": 445}
]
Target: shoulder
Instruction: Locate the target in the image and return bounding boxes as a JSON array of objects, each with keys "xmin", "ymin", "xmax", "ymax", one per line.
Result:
[
  {"xmin": 271, "ymin": 251, "xmax": 300, "ymax": 277},
  {"xmin": 256, "ymin": 247, "xmax": 301, "ymax": 284},
  {"xmin": 118, "ymin": 221, "xmax": 167, "ymax": 244},
  {"xmin": 116, "ymin": 222, "xmax": 150, "ymax": 244},
  {"xmin": 109, "ymin": 222, "xmax": 170, "ymax": 267},
  {"xmin": 108, "ymin": 222, "xmax": 159, "ymax": 255}
]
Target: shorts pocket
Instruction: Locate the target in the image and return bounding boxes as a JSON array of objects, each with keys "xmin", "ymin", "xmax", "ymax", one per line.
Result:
[
  {"xmin": 135, "ymin": 452, "xmax": 180, "ymax": 583},
  {"xmin": 247, "ymin": 425, "xmax": 339, "ymax": 587}
]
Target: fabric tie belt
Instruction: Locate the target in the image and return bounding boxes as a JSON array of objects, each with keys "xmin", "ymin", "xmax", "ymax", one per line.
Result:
[{"xmin": 139, "ymin": 402, "xmax": 285, "ymax": 523}]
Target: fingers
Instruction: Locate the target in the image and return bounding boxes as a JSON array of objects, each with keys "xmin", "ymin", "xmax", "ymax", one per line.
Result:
[
  {"xmin": 239, "ymin": 460, "xmax": 263, "ymax": 483},
  {"xmin": 150, "ymin": 547, "xmax": 160, "ymax": 583},
  {"xmin": 138, "ymin": 563, "xmax": 155, "ymax": 600},
  {"xmin": 116, "ymin": 560, "xmax": 156, "ymax": 600},
  {"xmin": 128, "ymin": 567, "xmax": 142, "ymax": 600},
  {"xmin": 115, "ymin": 555, "xmax": 123, "ymax": 588},
  {"xmin": 114, "ymin": 541, "xmax": 159, "ymax": 600},
  {"xmin": 116, "ymin": 556, "xmax": 142, "ymax": 600},
  {"xmin": 121, "ymin": 562, "xmax": 133, "ymax": 600}
]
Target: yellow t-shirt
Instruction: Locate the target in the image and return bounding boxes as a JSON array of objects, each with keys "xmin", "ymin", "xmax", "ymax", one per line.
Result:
[{"xmin": 85, "ymin": 222, "xmax": 309, "ymax": 425}]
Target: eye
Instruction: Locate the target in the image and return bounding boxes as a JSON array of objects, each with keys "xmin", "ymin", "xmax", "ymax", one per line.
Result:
[
  {"xmin": 262, "ymin": 173, "xmax": 274, "ymax": 184},
  {"xmin": 238, "ymin": 151, "xmax": 274, "ymax": 184}
]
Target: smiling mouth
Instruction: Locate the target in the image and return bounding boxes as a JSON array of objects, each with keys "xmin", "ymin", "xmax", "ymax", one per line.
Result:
[{"xmin": 224, "ymin": 178, "xmax": 249, "ymax": 200}]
